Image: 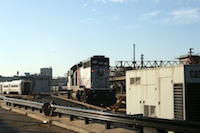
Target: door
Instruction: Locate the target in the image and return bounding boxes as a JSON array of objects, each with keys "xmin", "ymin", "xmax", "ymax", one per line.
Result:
[{"xmin": 159, "ymin": 77, "xmax": 174, "ymax": 119}]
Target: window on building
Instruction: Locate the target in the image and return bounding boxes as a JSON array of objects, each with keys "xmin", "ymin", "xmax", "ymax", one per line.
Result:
[
  {"xmin": 136, "ymin": 77, "xmax": 141, "ymax": 85},
  {"xmin": 130, "ymin": 77, "xmax": 141, "ymax": 85},
  {"xmin": 130, "ymin": 78, "xmax": 135, "ymax": 84},
  {"xmin": 150, "ymin": 106, "xmax": 156, "ymax": 117},
  {"xmin": 144, "ymin": 105, "xmax": 149, "ymax": 116},
  {"xmin": 144, "ymin": 105, "xmax": 156, "ymax": 117}
]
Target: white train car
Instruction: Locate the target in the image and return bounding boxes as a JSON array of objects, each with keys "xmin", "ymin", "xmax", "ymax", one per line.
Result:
[
  {"xmin": 126, "ymin": 64, "xmax": 200, "ymax": 121},
  {"xmin": 0, "ymin": 80, "xmax": 32, "ymax": 95}
]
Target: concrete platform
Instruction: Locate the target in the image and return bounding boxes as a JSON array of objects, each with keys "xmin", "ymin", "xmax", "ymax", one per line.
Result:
[{"xmin": 0, "ymin": 101, "xmax": 138, "ymax": 133}]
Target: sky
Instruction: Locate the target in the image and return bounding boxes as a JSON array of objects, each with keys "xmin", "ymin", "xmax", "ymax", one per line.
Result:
[{"xmin": 0, "ymin": 0, "xmax": 200, "ymax": 77}]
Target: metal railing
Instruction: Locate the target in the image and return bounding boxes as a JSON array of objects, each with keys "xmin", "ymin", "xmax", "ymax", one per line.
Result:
[
  {"xmin": 109, "ymin": 60, "xmax": 190, "ymax": 78},
  {"xmin": 0, "ymin": 95, "xmax": 5, "ymax": 100},
  {"xmin": 3, "ymin": 97, "xmax": 43, "ymax": 111},
  {"xmin": 114, "ymin": 60, "xmax": 189, "ymax": 68},
  {"xmin": 2, "ymin": 96, "xmax": 200, "ymax": 133}
]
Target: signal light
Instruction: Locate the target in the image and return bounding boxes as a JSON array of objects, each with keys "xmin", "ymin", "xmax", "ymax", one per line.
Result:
[
  {"xmin": 106, "ymin": 70, "xmax": 110, "ymax": 73},
  {"xmin": 91, "ymin": 70, "xmax": 94, "ymax": 73}
]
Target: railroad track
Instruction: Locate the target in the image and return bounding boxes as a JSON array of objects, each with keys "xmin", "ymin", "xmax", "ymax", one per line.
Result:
[{"xmin": 52, "ymin": 95, "xmax": 107, "ymax": 111}]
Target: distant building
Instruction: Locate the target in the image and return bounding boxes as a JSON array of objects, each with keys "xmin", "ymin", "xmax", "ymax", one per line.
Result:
[
  {"xmin": 40, "ymin": 67, "xmax": 52, "ymax": 79},
  {"xmin": 19, "ymin": 74, "xmax": 50, "ymax": 93},
  {"xmin": 0, "ymin": 75, "xmax": 19, "ymax": 82},
  {"xmin": 51, "ymin": 77, "xmax": 67, "ymax": 86},
  {"xmin": 177, "ymin": 48, "xmax": 200, "ymax": 64},
  {"xmin": 0, "ymin": 67, "xmax": 54, "ymax": 93},
  {"xmin": 50, "ymin": 77, "xmax": 67, "ymax": 94},
  {"xmin": 33, "ymin": 75, "xmax": 50, "ymax": 93},
  {"xmin": 177, "ymin": 54, "xmax": 200, "ymax": 64},
  {"xmin": 0, "ymin": 75, "xmax": 50, "ymax": 94}
]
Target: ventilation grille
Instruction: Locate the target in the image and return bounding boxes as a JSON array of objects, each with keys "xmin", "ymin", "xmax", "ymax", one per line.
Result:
[{"xmin": 174, "ymin": 84, "xmax": 183, "ymax": 120}]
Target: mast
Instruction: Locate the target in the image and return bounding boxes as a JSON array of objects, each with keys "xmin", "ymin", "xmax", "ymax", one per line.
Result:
[{"xmin": 133, "ymin": 44, "xmax": 136, "ymax": 69}]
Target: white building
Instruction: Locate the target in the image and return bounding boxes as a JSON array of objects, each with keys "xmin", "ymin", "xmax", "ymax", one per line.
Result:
[{"xmin": 126, "ymin": 64, "xmax": 200, "ymax": 121}]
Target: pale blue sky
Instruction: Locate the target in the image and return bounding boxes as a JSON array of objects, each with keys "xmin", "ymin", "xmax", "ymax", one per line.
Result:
[{"xmin": 0, "ymin": 0, "xmax": 200, "ymax": 77}]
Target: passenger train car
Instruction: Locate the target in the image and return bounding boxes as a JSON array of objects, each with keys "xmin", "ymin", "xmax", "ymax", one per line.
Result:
[
  {"xmin": 0, "ymin": 80, "xmax": 32, "ymax": 95},
  {"xmin": 67, "ymin": 55, "xmax": 116, "ymax": 106}
]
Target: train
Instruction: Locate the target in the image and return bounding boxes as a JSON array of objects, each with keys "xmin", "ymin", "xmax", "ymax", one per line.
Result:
[
  {"xmin": 67, "ymin": 55, "xmax": 116, "ymax": 106},
  {"xmin": 0, "ymin": 80, "xmax": 32, "ymax": 95}
]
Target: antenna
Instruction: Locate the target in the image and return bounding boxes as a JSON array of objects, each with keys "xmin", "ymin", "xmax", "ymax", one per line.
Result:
[
  {"xmin": 133, "ymin": 44, "xmax": 135, "ymax": 62},
  {"xmin": 188, "ymin": 48, "xmax": 194, "ymax": 64},
  {"xmin": 141, "ymin": 54, "xmax": 144, "ymax": 68},
  {"xmin": 189, "ymin": 48, "xmax": 194, "ymax": 57},
  {"xmin": 133, "ymin": 44, "xmax": 136, "ymax": 69}
]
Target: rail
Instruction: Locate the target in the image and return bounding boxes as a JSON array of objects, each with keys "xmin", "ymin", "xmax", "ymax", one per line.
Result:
[
  {"xmin": 114, "ymin": 60, "xmax": 189, "ymax": 68},
  {"xmin": 109, "ymin": 60, "xmax": 190, "ymax": 77},
  {"xmin": 0, "ymin": 95, "xmax": 5, "ymax": 100},
  {"xmin": 1, "ymin": 96, "xmax": 200, "ymax": 133},
  {"xmin": 3, "ymin": 96, "xmax": 43, "ymax": 112}
]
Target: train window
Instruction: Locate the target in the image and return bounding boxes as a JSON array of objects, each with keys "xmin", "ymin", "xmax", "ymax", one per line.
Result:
[
  {"xmin": 84, "ymin": 61, "xmax": 91, "ymax": 68},
  {"xmin": 78, "ymin": 62, "xmax": 82, "ymax": 67},
  {"xmin": 11, "ymin": 85, "xmax": 18, "ymax": 87},
  {"xmin": 104, "ymin": 62, "xmax": 108, "ymax": 65},
  {"xmin": 3, "ymin": 85, "xmax": 9, "ymax": 88},
  {"xmin": 67, "ymin": 71, "xmax": 69, "ymax": 76},
  {"xmin": 93, "ymin": 60, "xmax": 97, "ymax": 64},
  {"xmin": 68, "ymin": 70, "xmax": 73, "ymax": 76},
  {"xmin": 99, "ymin": 62, "xmax": 104, "ymax": 65}
]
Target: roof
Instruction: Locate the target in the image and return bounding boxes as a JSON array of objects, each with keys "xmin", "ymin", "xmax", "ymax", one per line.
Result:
[
  {"xmin": 176, "ymin": 54, "xmax": 200, "ymax": 59},
  {"xmin": 0, "ymin": 80, "xmax": 23, "ymax": 84}
]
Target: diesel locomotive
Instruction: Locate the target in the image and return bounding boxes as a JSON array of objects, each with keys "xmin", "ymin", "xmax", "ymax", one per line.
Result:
[{"xmin": 67, "ymin": 55, "xmax": 116, "ymax": 106}]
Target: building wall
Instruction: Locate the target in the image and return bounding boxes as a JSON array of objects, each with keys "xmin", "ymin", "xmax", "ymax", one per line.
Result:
[
  {"xmin": 33, "ymin": 75, "xmax": 50, "ymax": 93},
  {"xmin": 40, "ymin": 67, "xmax": 52, "ymax": 79},
  {"xmin": 126, "ymin": 65, "xmax": 184, "ymax": 119}
]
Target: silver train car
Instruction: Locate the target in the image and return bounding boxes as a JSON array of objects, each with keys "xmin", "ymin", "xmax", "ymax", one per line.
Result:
[
  {"xmin": 67, "ymin": 55, "xmax": 116, "ymax": 106},
  {"xmin": 0, "ymin": 80, "xmax": 32, "ymax": 95}
]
